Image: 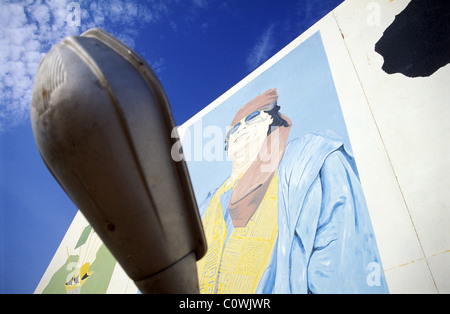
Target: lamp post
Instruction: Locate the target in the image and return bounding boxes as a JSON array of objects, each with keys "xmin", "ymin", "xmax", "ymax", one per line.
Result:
[{"xmin": 31, "ymin": 28, "xmax": 206, "ymax": 294}]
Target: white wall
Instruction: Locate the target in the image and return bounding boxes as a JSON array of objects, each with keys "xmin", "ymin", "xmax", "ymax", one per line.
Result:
[
  {"xmin": 38, "ymin": 0, "xmax": 450, "ymax": 294},
  {"xmin": 328, "ymin": 0, "xmax": 450, "ymax": 293}
]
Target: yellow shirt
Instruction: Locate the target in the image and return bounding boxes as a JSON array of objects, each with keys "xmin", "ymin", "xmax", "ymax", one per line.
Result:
[{"xmin": 197, "ymin": 173, "xmax": 278, "ymax": 294}]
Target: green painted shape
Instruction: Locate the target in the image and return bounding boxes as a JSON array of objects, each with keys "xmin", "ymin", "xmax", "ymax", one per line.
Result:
[
  {"xmin": 80, "ymin": 244, "xmax": 117, "ymax": 294},
  {"xmin": 74, "ymin": 225, "xmax": 93, "ymax": 250},
  {"xmin": 42, "ymin": 244, "xmax": 117, "ymax": 294},
  {"xmin": 42, "ymin": 255, "xmax": 78, "ymax": 294}
]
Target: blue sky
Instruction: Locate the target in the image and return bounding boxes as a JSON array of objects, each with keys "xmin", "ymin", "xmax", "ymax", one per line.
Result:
[{"xmin": 0, "ymin": 0, "xmax": 343, "ymax": 293}]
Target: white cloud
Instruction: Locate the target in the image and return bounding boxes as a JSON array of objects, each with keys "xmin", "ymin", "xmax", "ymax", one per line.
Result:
[
  {"xmin": 246, "ymin": 24, "xmax": 277, "ymax": 71},
  {"xmin": 1, "ymin": 3, "xmax": 43, "ymax": 132},
  {"xmin": 192, "ymin": 0, "xmax": 208, "ymax": 9},
  {"xmin": 149, "ymin": 57, "xmax": 166, "ymax": 76},
  {"xmin": 0, "ymin": 0, "xmax": 169, "ymax": 132}
]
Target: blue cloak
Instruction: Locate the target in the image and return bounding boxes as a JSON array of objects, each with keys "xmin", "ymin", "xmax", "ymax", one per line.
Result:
[{"xmin": 198, "ymin": 132, "xmax": 389, "ymax": 294}]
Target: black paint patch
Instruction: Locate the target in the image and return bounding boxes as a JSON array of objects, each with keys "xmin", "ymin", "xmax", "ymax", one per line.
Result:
[{"xmin": 375, "ymin": 0, "xmax": 450, "ymax": 78}]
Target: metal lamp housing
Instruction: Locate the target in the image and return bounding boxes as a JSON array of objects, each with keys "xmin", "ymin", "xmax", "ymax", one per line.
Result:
[{"xmin": 30, "ymin": 28, "xmax": 206, "ymax": 293}]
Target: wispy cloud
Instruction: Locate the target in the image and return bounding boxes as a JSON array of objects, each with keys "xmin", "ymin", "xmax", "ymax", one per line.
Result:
[
  {"xmin": 192, "ymin": 0, "xmax": 208, "ymax": 9},
  {"xmin": 0, "ymin": 0, "xmax": 168, "ymax": 132},
  {"xmin": 246, "ymin": 23, "xmax": 277, "ymax": 71},
  {"xmin": 0, "ymin": 0, "xmax": 235, "ymax": 132}
]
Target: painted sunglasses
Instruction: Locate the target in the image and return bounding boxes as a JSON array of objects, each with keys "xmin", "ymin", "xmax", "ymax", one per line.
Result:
[{"xmin": 225, "ymin": 109, "xmax": 269, "ymax": 143}]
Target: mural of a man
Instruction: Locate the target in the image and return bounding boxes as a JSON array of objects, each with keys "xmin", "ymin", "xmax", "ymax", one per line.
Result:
[{"xmin": 196, "ymin": 89, "xmax": 388, "ymax": 294}]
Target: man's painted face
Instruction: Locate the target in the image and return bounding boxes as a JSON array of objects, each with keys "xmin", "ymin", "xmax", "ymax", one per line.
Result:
[{"xmin": 226, "ymin": 109, "xmax": 273, "ymax": 162}]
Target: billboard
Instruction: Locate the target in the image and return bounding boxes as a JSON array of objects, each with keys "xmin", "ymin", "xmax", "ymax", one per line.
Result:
[
  {"xmin": 179, "ymin": 30, "xmax": 387, "ymax": 294},
  {"xmin": 36, "ymin": 0, "xmax": 450, "ymax": 294}
]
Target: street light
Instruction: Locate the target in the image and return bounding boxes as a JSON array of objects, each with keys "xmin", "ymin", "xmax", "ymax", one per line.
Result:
[{"xmin": 30, "ymin": 28, "xmax": 207, "ymax": 293}]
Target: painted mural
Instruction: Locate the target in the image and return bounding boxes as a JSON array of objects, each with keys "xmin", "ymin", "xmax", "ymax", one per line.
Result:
[
  {"xmin": 41, "ymin": 222, "xmax": 117, "ymax": 294},
  {"xmin": 183, "ymin": 31, "xmax": 389, "ymax": 294}
]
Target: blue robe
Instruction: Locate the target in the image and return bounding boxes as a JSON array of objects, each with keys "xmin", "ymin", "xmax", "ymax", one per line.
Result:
[{"xmin": 198, "ymin": 132, "xmax": 389, "ymax": 294}]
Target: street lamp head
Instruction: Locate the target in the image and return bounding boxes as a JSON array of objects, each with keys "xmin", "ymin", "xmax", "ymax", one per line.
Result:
[{"xmin": 30, "ymin": 28, "xmax": 206, "ymax": 294}]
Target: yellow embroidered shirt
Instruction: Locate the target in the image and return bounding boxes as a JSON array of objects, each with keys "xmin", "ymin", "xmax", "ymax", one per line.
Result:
[{"xmin": 197, "ymin": 173, "xmax": 278, "ymax": 294}]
